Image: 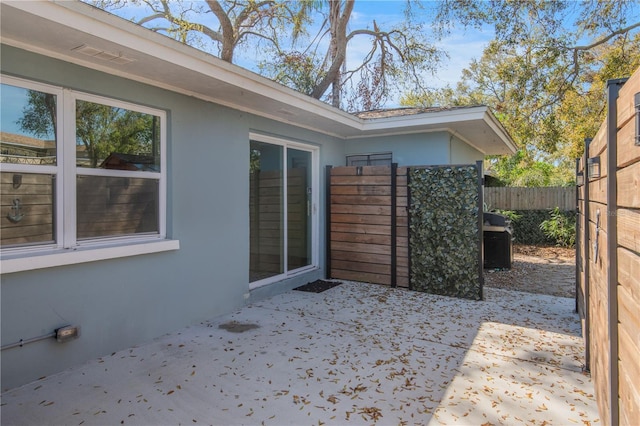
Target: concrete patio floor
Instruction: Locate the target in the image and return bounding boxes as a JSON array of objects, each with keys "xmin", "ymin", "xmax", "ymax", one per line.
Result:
[{"xmin": 1, "ymin": 281, "xmax": 599, "ymax": 425}]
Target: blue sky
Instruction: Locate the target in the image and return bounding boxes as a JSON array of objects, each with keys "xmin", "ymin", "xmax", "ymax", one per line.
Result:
[
  {"xmin": 103, "ymin": 0, "xmax": 494, "ymax": 101},
  {"xmin": 1, "ymin": 0, "xmax": 493, "ymax": 135},
  {"xmin": 345, "ymin": 1, "xmax": 493, "ymax": 89},
  {"xmin": 242, "ymin": 1, "xmax": 493, "ymax": 98}
]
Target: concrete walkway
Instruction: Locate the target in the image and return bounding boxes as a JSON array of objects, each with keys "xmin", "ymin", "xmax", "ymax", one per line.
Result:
[{"xmin": 1, "ymin": 282, "xmax": 599, "ymax": 425}]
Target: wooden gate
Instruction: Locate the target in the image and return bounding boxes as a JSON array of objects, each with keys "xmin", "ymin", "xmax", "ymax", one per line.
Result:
[{"xmin": 326, "ymin": 165, "xmax": 409, "ymax": 287}]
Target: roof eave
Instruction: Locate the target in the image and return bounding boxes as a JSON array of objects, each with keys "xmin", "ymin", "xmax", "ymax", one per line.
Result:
[
  {"xmin": 352, "ymin": 107, "xmax": 517, "ymax": 156},
  {"xmin": 1, "ymin": 1, "xmax": 517, "ymax": 155}
]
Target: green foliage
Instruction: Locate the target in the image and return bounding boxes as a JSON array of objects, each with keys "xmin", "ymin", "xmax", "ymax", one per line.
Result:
[
  {"xmin": 409, "ymin": 165, "xmax": 481, "ymax": 300},
  {"xmin": 485, "ymin": 150, "xmax": 574, "ymax": 187},
  {"xmin": 510, "ymin": 210, "xmax": 555, "ymax": 245},
  {"xmin": 75, "ymin": 100, "xmax": 156, "ymax": 168},
  {"xmin": 20, "ymin": 91, "xmax": 157, "ymax": 168},
  {"xmin": 493, "ymin": 209, "xmax": 521, "ymax": 223},
  {"xmin": 403, "ymin": 2, "xmax": 640, "ymax": 186},
  {"xmin": 16, "ymin": 91, "xmax": 57, "ymax": 139},
  {"xmin": 258, "ymin": 51, "xmax": 323, "ymax": 96},
  {"xmin": 540, "ymin": 207, "xmax": 576, "ymax": 247},
  {"xmin": 504, "ymin": 209, "xmax": 576, "ymax": 245}
]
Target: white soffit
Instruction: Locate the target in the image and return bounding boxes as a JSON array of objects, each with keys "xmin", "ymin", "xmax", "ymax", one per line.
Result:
[{"xmin": 0, "ymin": 1, "xmax": 516, "ymax": 155}]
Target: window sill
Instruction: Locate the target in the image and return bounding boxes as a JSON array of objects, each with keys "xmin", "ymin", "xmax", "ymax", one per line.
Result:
[{"xmin": 0, "ymin": 239, "xmax": 180, "ymax": 274}]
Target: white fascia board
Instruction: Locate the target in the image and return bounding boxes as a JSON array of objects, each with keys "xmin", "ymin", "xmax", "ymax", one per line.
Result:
[
  {"xmin": 358, "ymin": 107, "xmax": 488, "ymax": 133},
  {"xmin": 5, "ymin": 1, "xmax": 361, "ymax": 135},
  {"xmin": 483, "ymin": 110, "xmax": 518, "ymax": 154}
]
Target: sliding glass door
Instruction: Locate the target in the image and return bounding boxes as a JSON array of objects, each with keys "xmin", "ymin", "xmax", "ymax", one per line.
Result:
[{"xmin": 249, "ymin": 137, "xmax": 317, "ymax": 286}]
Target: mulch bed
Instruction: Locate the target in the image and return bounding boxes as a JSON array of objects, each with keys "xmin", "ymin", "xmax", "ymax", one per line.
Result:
[{"xmin": 294, "ymin": 280, "xmax": 342, "ymax": 293}]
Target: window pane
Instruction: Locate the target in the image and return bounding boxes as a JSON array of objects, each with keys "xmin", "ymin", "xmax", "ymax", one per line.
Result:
[
  {"xmin": 250, "ymin": 141, "xmax": 283, "ymax": 282},
  {"xmin": 76, "ymin": 100, "xmax": 160, "ymax": 171},
  {"xmin": 287, "ymin": 148, "xmax": 311, "ymax": 271},
  {"xmin": 1, "ymin": 172, "xmax": 55, "ymax": 247},
  {"xmin": 1, "ymin": 84, "xmax": 57, "ymax": 165},
  {"xmin": 76, "ymin": 176, "xmax": 159, "ymax": 239}
]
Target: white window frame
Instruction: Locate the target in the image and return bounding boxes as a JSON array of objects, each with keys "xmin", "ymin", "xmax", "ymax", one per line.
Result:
[
  {"xmin": 1, "ymin": 75, "xmax": 178, "ymax": 273},
  {"xmin": 249, "ymin": 133, "xmax": 319, "ymax": 290}
]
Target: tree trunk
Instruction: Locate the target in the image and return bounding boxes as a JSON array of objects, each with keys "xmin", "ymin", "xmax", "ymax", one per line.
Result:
[
  {"xmin": 207, "ymin": 0, "xmax": 235, "ymax": 62},
  {"xmin": 310, "ymin": 0, "xmax": 354, "ymax": 107}
]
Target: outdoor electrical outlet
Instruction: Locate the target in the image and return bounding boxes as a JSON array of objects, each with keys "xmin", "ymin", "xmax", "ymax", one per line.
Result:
[{"xmin": 55, "ymin": 325, "xmax": 80, "ymax": 343}]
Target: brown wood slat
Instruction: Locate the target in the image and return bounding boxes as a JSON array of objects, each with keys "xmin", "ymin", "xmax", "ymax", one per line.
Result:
[
  {"xmin": 330, "ymin": 232, "xmax": 390, "ymax": 245},
  {"xmin": 331, "ymin": 213, "xmax": 391, "ymax": 225},
  {"xmin": 331, "ymin": 195, "xmax": 391, "ymax": 205},
  {"xmin": 331, "ymin": 241, "xmax": 391, "ymax": 255},
  {"xmin": 330, "ymin": 185, "xmax": 391, "ymax": 195},
  {"xmin": 330, "ymin": 250, "xmax": 391, "ymax": 265},
  {"xmin": 618, "ymin": 287, "xmax": 640, "ymax": 362},
  {"xmin": 617, "ymin": 165, "xmax": 640, "ymax": 208},
  {"xmin": 619, "ymin": 356, "xmax": 640, "ymax": 426},
  {"xmin": 616, "ymin": 123, "xmax": 640, "ymax": 168},
  {"xmin": 331, "ymin": 204, "xmax": 391, "ymax": 215},
  {"xmin": 330, "ymin": 165, "xmax": 392, "ymax": 176},
  {"xmin": 618, "ymin": 208, "xmax": 640, "ymax": 253},
  {"xmin": 331, "ymin": 223, "xmax": 391, "ymax": 236},
  {"xmin": 618, "ymin": 247, "xmax": 640, "ymax": 300},
  {"xmin": 330, "ymin": 175, "xmax": 391, "ymax": 186},
  {"xmin": 589, "ymin": 123, "xmax": 607, "ymax": 158},
  {"xmin": 618, "ymin": 324, "xmax": 640, "ymax": 426},
  {"xmin": 396, "ymin": 276, "xmax": 409, "ymax": 288},
  {"xmin": 331, "ymin": 260, "xmax": 391, "ymax": 275},
  {"xmin": 587, "ymin": 201, "xmax": 608, "ymax": 232},
  {"xmin": 331, "ymin": 269, "xmax": 390, "ymax": 285},
  {"xmin": 589, "ymin": 177, "xmax": 607, "ymax": 205},
  {"xmin": 617, "ymin": 71, "xmax": 640, "ymax": 123}
]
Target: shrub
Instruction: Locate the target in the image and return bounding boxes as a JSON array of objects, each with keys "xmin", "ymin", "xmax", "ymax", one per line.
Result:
[
  {"xmin": 539, "ymin": 207, "xmax": 576, "ymax": 247},
  {"xmin": 494, "ymin": 209, "xmax": 522, "ymax": 223}
]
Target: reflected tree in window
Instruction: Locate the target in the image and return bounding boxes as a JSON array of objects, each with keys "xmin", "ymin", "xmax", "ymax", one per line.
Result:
[
  {"xmin": 75, "ymin": 101, "xmax": 158, "ymax": 168},
  {"xmin": 18, "ymin": 92, "xmax": 159, "ymax": 169},
  {"xmin": 16, "ymin": 90, "xmax": 57, "ymax": 141}
]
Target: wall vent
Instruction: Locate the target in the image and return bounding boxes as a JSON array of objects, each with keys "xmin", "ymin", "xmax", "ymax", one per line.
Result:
[{"xmin": 72, "ymin": 44, "xmax": 135, "ymax": 65}]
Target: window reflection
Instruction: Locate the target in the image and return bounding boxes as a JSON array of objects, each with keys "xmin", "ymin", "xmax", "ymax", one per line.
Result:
[
  {"xmin": 0, "ymin": 84, "xmax": 57, "ymax": 165},
  {"xmin": 76, "ymin": 176, "xmax": 159, "ymax": 239},
  {"xmin": 249, "ymin": 141, "xmax": 284, "ymax": 282},
  {"xmin": 0, "ymin": 172, "xmax": 55, "ymax": 247},
  {"xmin": 75, "ymin": 100, "xmax": 160, "ymax": 171}
]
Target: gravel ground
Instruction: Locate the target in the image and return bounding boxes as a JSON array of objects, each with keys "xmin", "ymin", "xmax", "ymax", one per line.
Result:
[{"xmin": 484, "ymin": 244, "xmax": 576, "ymax": 298}]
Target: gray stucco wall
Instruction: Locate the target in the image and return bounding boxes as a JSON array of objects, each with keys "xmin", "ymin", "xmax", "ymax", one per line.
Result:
[
  {"xmin": 0, "ymin": 46, "xmax": 343, "ymax": 390},
  {"xmin": 344, "ymin": 132, "xmax": 483, "ymax": 167},
  {"xmin": 450, "ymin": 136, "xmax": 484, "ymax": 164}
]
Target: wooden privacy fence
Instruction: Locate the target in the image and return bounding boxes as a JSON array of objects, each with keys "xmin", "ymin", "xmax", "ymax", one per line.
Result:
[
  {"xmin": 326, "ymin": 165, "xmax": 409, "ymax": 287},
  {"xmin": 576, "ymin": 69, "xmax": 640, "ymax": 426},
  {"xmin": 326, "ymin": 162, "xmax": 484, "ymax": 300},
  {"xmin": 484, "ymin": 186, "xmax": 575, "ymax": 211}
]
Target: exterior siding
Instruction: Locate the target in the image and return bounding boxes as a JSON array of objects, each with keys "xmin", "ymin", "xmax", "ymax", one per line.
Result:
[
  {"xmin": 345, "ymin": 133, "xmax": 452, "ymax": 166},
  {"xmin": 0, "ymin": 46, "xmax": 343, "ymax": 389},
  {"xmin": 344, "ymin": 133, "xmax": 484, "ymax": 167},
  {"xmin": 450, "ymin": 136, "xmax": 484, "ymax": 164}
]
